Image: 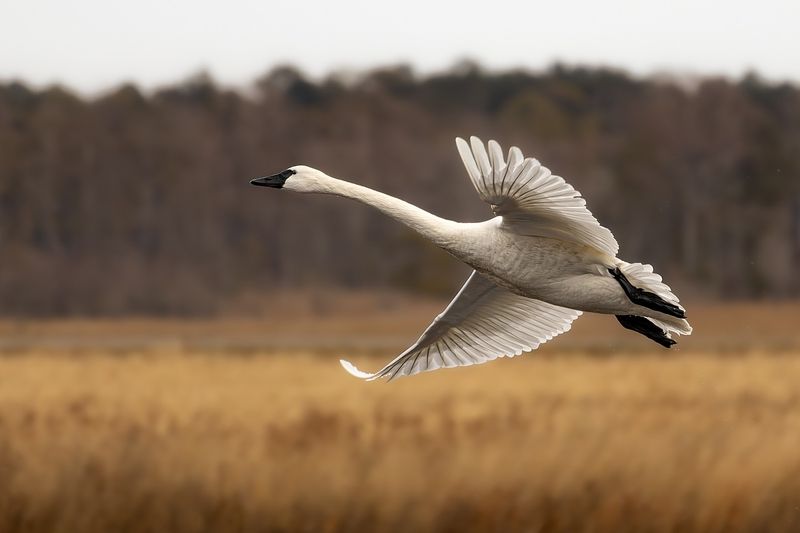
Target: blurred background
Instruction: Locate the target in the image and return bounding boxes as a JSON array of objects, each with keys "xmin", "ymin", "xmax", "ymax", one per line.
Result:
[{"xmin": 1, "ymin": 1, "xmax": 799, "ymax": 532}]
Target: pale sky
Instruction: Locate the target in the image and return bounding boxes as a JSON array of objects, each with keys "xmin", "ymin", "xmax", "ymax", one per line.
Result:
[{"xmin": 1, "ymin": 0, "xmax": 798, "ymax": 94}]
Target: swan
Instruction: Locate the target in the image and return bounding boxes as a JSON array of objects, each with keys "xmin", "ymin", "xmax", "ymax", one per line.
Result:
[{"xmin": 251, "ymin": 137, "xmax": 692, "ymax": 380}]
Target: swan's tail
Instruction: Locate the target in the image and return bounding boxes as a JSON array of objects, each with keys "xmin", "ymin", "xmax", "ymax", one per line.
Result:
[{"xmin": 614, "ymin": 261, "xmax": 692, "ymax": 345}]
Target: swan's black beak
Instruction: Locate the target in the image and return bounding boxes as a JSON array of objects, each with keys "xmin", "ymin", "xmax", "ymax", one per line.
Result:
[{"xmin": 250, "ymin": 169, "xmax": 295, "ymax": 188}]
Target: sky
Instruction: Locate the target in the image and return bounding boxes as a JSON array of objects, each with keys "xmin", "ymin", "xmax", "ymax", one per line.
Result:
[{"xmin": 1, "ymin": 0, "xmax": 798, "ymax": 94}]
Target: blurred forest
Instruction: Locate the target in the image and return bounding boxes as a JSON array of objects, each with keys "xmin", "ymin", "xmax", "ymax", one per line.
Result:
[{"xmin": 1, "ymin": 63, "xmax": 799, "ymax": 316}]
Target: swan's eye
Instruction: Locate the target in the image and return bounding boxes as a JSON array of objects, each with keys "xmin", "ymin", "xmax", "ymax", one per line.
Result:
[{"xmin": 280, "ymin": 169, "xmax": 296, "ymax": 179}]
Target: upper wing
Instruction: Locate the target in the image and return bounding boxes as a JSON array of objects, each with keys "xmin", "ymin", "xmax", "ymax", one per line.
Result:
[
  {"xmin": 455, "ymin": 136, "xmax": 619, "ymax": 257},
  {"xmin": 339, "ymin": 271, "xmax": 581, "ymax": 381}
]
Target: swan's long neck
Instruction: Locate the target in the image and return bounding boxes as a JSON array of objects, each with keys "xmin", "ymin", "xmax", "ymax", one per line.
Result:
[{"xmin": 318, "ymin": 176, "xmax": 460, "ymax": 250}]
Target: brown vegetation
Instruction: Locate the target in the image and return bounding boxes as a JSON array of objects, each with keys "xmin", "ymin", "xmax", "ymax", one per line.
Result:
[
  {"xmin": 1, "ymin": 344, "xmax": 800, "ymax": 532},
  {"xmin": 1, "ymin": 298, "xmax": 799, "ymax": 353}
]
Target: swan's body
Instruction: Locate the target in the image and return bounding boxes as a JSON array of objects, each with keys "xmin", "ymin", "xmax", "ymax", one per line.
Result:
[{"xmin": 252, "ymin": 137, "xmax": 692, "ymax": 380}]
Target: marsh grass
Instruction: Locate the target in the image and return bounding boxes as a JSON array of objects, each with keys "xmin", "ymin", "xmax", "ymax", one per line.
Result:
[{"xmin": 1, "ymin": 348, "xmax": 800, "ymax": 532}]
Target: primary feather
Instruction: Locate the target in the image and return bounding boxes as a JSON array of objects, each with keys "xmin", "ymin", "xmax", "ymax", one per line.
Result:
[{"xmin": 456, "ymin": 136, "xmax": 619, "ymax": 257}]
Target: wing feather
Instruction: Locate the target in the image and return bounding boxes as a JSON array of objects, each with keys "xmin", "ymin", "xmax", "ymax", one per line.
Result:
[
  {"xmin": 340, "ymin": 271, "xmax": 581, "ymax": 381},
  {"xmin": 456, "ymin": 136, "xmax": 619, "ymax": 257}
]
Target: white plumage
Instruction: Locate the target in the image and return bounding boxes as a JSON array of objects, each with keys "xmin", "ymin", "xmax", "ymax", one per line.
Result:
[
  {"xmin": 341, "ymin": 271, "xmax": 582, "ymax": 381},
  {"xmin": 252, "ymin": 136, "xmax": 692, "ymax": 380},
  {"xmin": 455, "ymin": 137, "xmax": 619, "ymax": 257}
]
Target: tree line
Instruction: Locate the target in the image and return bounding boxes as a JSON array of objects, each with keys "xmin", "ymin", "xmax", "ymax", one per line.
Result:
[{"xmin": 1, "ymin": 63, "xmax": 798, "ymax": 316}]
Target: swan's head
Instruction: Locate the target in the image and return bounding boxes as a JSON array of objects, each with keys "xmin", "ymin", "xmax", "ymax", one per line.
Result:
[{"xmin": 250, "ymin": 165, "xmax": 329, "ymax": 193}]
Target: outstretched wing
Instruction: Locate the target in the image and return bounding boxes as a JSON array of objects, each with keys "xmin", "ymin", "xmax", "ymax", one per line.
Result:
[
  {"xmin": 340, "ymin": 271, "xmax": 581, "ymax": 381},
  {"xmin": 456, "ymin": 136, "xmax": 619, "ymax": 257}
]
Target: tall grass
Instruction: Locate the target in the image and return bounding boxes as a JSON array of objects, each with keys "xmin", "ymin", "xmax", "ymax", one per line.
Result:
[{"xmin": 1, "ymin": 350, "xmax": 799, "ymax": 532}]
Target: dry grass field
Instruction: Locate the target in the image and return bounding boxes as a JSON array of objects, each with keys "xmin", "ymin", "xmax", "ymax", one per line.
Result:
[{"xmin": 1, "ymin": 302, "xmax": 800, "ymax": 532}]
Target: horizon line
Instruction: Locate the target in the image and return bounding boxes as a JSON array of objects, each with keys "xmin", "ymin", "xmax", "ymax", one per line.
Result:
[{"xmin": 1, "ymin": 59, "xmax": 796, "ymax": 100}]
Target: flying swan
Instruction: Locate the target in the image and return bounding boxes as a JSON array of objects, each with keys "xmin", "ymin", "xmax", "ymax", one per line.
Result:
[{"xmin": 251, "ymin": 137, "xmax": 692, "ymax": 380}]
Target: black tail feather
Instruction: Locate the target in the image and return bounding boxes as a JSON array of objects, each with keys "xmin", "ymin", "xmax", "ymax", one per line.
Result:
[{"xmin": 616, "ymin": 315, "xmax": 676, "ymax": 348}]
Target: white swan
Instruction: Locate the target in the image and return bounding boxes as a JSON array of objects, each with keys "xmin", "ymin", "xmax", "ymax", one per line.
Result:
[{"xmin": 251, "ymin": 137, "xmax": 692, "ymax": 380}]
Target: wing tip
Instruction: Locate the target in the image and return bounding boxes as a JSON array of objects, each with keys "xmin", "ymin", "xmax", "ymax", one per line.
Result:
[{"xmin": 339, "ymin": 359, "xmax": 376, "ymax": 380}]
